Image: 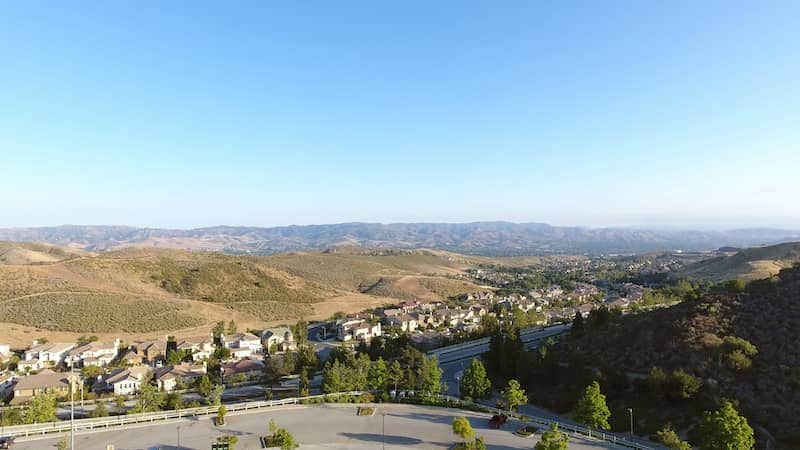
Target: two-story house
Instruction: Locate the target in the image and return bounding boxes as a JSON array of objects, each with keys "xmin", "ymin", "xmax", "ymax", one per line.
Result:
[
  {"xmin": 261, "ymin": 327, "xmax": 295, "ymax": 354},
  {"xmin": 24, "ymin": 342, "xmax": 75, "ymax": 368}
]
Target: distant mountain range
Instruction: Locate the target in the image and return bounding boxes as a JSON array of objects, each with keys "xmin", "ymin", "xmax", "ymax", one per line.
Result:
[{"xmin": 0, "ymin": 222, "xmax": 798, "ymax": 255}]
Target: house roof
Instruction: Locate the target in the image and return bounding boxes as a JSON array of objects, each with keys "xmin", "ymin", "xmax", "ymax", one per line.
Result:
[
  {"xmin": 28, "ymin": 342, "xmax": 73, "ymax": 354},
  {"xmin": 14, "ymin": 370, "xmax": 75, "ymax": 391},
  {"xmin": 221, "ymin": 358, "xmax": 264, "ymax": 375},
  {"xmin": 68, "ymin": 341, "xmax": 116, "ymax": 357},
  {"xmin": 262, "ymin": 327, "xmax": 292, "ymax": 339},
  {"xmin": 105, "ymin": 366, "xmax": 150, "ymax": 385},
  {"xmin": 154, "ymin": 363, "xmax": 206, "ymax": 381},
  {"xmin": 226, "ymin": 332, "xmax": 260, "ymax": 342}
]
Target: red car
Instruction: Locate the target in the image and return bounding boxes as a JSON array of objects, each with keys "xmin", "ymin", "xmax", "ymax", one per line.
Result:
[{"xmin": 488, "ymin": 414, "xmax": 508, "ymax": 429}]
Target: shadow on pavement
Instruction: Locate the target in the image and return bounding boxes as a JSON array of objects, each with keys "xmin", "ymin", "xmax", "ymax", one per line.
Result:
[{"xmin": 341, "ymin": 432, "xmax": 423, "ymax": 445}]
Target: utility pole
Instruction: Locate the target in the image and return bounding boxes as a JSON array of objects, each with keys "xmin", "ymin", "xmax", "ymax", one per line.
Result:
[
  {"xmin": 177, "ymin": 424, "xmax": 181, "ymax": 448},
  {"xmin": 627, "ymin": 408, "xmax": 634, "ymax": 436},
  {"xmin": 70, "ymin": 364, "xmax": 75, "ymax": 450}
]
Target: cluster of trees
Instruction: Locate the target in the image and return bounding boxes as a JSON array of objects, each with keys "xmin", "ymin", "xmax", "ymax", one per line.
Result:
[
  {"xmin": 322, "ymin": 344, "xmax": 442, "ymax": 396},
  {"xmin": 647, "ymin": 367, "xmax": 702, "ymax": 401},
  {"xmin": 0, "ymin": 392, "xmax": 58, "ymax": 425},
  {"xmin": 716, "ymin": 336, "xmax": 758, "ymax": 371}
]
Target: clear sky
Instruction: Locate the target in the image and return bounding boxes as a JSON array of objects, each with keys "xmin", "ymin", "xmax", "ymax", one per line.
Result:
[{"xmin": 1, "ymin": 1, "xmax": 798, "ymax": 229}]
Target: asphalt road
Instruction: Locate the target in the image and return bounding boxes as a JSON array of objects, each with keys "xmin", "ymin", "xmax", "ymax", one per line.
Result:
[{"xmin": 13, "ymin": 403, "xmax": 623, "ymax": 450}]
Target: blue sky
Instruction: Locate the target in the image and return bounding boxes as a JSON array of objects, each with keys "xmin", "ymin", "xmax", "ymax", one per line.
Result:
[{"xmin": 1, "ymin": 1, "xmax": 798, "ymax": 229}]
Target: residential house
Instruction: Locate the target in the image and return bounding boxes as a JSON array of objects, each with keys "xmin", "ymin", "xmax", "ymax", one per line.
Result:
[
  {"xmin": 94, "ymin": 366, "xmax": 150, "ymax": 396},
  {"xmin": 12, "ymin": 369, "xmax": 78, "ymax": 403},
  {"xmin": 337, "ymin": 319, "xmax": 382, "ymax": 342},
  {"xmin": 24, "ymin": 342, "xmax": 74, "ymax": 367},
  {"xmin": 385, "ymin": 314, "xmax": 418, "ymax": 333},
  {"xmin": 220, "ymin": 358, "xmax": 265, "ymax": 382},
  {"xmin": 135, "ymin": 339, "xmax": 167, "ymax": 366},
  {"xmin": 154, "ymin": 363, "xmax": 207, "ymax": 392},
  {"xmin": 261, "ymin": 327, "xmax": 295, "ymax": 354},
  {"xmin": 17, "ymin": 358, "xmax": 43, "ymax": 373},
  {"xmin": 66, "ymin": 339, "xmax": 121, "ymax": 368},
  {"xmin": 381, "ymin": 308, "xmax": 403, "ymax": 318},
  {"xmin": 176, "ymin": 336, "xmax": 215, "ymax": 361},
  {"xmin": 117, "ymin": 349, "xmax": 143, "ymax": 367},
  {"xmin": 222, "ymin": 332, "xmax": 262, "ymax": 357}
]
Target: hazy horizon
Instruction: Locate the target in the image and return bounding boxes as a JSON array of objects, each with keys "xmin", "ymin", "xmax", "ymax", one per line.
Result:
[
  {"xmin": 2, "ymin": 2, "xmax": 798, "ymax": 229},
  {"xmin": 1, "ymin": 220, "xmax": 798, "ymax": 233}
]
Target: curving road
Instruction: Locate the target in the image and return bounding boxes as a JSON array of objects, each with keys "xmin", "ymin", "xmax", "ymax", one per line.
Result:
[{"xmin": 13, "ymin": 403, "xmax": 624, "ymax": 450}]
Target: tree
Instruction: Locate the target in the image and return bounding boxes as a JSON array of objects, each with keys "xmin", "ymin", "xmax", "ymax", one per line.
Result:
[
  {"xmin": 452, "ymin": 416, "xmax": 475, "ymax": 442},
  {"xmin": 460, "ymin": 358, "xmax": 491, "ymax": 400},
  {"xmin": 657, "ymin": 424, "xmax": 692, "ymax": 450},
  {"xmin": 571, "ymin": 311, "xmax": 585, "ymax": 336},
  {"xmin": 389, "ymin": 360, "xmax": 404, "ymax": 393},
  {"xmin": 23, "ymin": 392, "xmax": 57, "ymax": 423},
  {"xmin": 91, "ymin": 401, "xmax": 109, "ymax": 418},
  {"xmin": 268, "ymin": 419, "xmax": 299, "ymax": 450},
  {"xmin": 420, "ymin": 356, "xmax": 443, "ymax": 394},
  {"xmin": 207, "ymin": 384, "xmax": 225, "ymax": 406},
  {"xmin": 212, "ymin": 321, "xmax": 226, "ymax": 339},
  {"xmin": 698, "ymin": 401, "xmax": 754, "ymax": 450},
  {"xmin": 298, "ymin": 368, "xmax": 310, "ymax": 397},
  {"xmin": 197, "ymin": 374, "xmax": 213, "ymax": 397},
  {"xmin": 227, "ymin": 320, "xmax": 238, "ymax": 335},
  {"xmin": 164, "ymin": 392, "xmax": 184, "ymax": 411},
  {"xmin": 723, "ymin": 279, "xmax": 746, "ymax": 293},
  {"xmin": 291, "ymin": 320, "xmax": 308, "ymax": 347},
  {"xmin": 500, "ymin": 379, "xmax": 528, "ymax": 412},
  {"xmin": 367, "ymin": 357, "xmax": 388, "ymax": 391},
  {"xmin": 535, "ymin": 423, "xmax": 569, "ymax": 450},
  {"xmin": 668, "ymin": 370, "xmax": 701, "ymax": 400},
  {"xmin": 575, "ymin": 381, "xmax": 611, "ymax": 429},
  {"xmin": 217, "ymin": 405, "xmax": 227, "ymax": 425},
  {"xmin": 130, "ymin": 372, "xmax": 164, "ymax": 413}
]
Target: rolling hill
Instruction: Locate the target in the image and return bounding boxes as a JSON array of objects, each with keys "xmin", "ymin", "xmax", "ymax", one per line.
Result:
[
  {"xmin": 0, "ymin": 244, "xmax": 488, "ymax": 344},
  {"xmin": 1, "ymin": 223, "xmax": 798, "ymax": 255},
  {"xmin": 679, "ymin": 242, "xmax": 800, "ymax": 281}
]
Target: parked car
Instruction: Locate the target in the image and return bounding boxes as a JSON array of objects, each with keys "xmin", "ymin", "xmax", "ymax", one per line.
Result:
[
  {"xmin": 488, "ymin": 414, "xmax": 508, "ymax": 429},
  {"xmin": 0, "ymin": 436, "xmax": 15, "ymax": 449}
]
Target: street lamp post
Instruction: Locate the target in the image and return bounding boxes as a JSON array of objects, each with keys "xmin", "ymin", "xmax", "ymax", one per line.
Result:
[
  {"xmin": 627, "ymin": 408, "xmax": 634, "ymax": 436},
  {"xmin": 382, "ymin": 412, "xmax": 386, "ymax": 450},
  {"xmin": 177, "ymin": 424, "xmax": 181, "ymax": 448}
]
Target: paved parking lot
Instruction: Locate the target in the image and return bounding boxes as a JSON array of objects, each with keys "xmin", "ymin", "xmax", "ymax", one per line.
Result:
[{"xmin": 13, "ymin": 403, "xmax": 621, "ymax": 450}]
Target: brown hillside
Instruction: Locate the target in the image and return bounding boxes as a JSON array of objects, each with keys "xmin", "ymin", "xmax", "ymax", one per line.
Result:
[{"xmin": 679, "ymin": 242, "xmax": 800, "ymax": 282}]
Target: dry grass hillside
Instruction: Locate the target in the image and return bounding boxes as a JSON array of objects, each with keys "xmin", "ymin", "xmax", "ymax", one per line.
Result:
[
  {"xmin": 0, "ymin": 245, "xmax": 493, "ymax": 343},
  {"xmin": 0, "ymin": 241, "xmax": 89, "ymax": 265},
  {"xmin": 679, "ymin": 242, "xmax": 800, "ymax": 282}
]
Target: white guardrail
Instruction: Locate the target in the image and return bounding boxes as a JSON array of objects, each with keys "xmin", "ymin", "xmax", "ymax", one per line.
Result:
[{"xmin": 0, "ymin": 391, "xmax": 366, "ymax": 439}]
